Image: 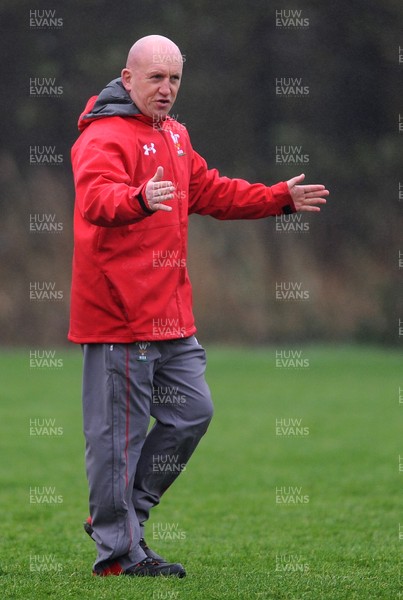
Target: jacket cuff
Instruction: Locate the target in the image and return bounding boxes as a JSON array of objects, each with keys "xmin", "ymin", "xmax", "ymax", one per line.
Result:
[
  {"xmin": 270, "ymin": 181, "xmax": 296, "ymax": 215},
  {"xmin": 136, "ymin": 192, "xmax": 154, "ymax": 215},
  {"xmin": 132, "ymin": 183, "xmax": 154, "ymax": 216}
]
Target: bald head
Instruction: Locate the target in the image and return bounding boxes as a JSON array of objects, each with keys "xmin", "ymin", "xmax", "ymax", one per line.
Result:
[
  {"xmin": 121, "ymin": 35, "xmax": 184, "ymax": 119},
  {"xmin": 126, "ymin": 35, "xmax": 183, "ymax": 69}
]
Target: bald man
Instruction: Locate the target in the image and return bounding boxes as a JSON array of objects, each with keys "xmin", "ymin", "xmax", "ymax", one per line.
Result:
[{"xmin": 69, "ymin": 35, "xmax": 328, "ymax": 578}]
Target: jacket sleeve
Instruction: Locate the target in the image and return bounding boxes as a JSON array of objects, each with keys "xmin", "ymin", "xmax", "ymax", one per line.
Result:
[
  {"xmin": 71, "ymin": 137, "xmax": 152, "ymax": 227},
  {"xmin": 187, "ymin": 149, "xmax": 296, "ymax": 219}
]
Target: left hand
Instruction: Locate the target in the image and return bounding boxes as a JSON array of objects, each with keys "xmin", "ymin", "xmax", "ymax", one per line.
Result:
[{"xmin": 287, "ymin": 173, "xmax": 329, "ymax": 212}]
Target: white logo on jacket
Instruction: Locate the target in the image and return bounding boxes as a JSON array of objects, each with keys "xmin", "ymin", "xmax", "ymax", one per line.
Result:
[
  {"xmin": 169, "ymin": 131, "xmax": 180, "ymax": 145},
  {"xmin": 143, "ymin": 143, "xmax": 156, "ymax": 156},
  {"xmin": 169, "ymin": 131, "xmax": 185, "ymax": 157}
]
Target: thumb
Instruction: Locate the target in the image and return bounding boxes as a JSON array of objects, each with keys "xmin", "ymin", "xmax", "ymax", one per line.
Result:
[
  {"xmin": 287, "ymin": 173, "xmax": 305, "ymax": 190},
  {"xmin": 151, "ymin": 166, "xmax": 164, "ymax": 182}
]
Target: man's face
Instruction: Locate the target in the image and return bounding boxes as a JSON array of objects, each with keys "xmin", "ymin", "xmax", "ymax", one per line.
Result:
[{"xmin": 122, "ymin": 58, "xmax": 183, "ymax": 120}]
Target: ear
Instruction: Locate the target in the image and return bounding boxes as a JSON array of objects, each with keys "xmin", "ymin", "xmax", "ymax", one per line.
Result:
[{"xmin": 121, "ymin": 68, "xmax": 132, "ymax": 91}]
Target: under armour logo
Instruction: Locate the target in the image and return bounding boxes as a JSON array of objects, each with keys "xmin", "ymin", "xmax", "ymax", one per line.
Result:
[{"xmin": 143, "ymin": 143, "xmax": 156, "ymax": 156}]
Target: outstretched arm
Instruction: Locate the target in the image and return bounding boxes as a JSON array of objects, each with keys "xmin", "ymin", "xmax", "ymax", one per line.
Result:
[
  {"xmin": 187, "ymin": 150, "xmax": 296, "ymax": 219},
  {"xmin": 287, "ymin": 173, "xmax": 329, "ymax": 212}
]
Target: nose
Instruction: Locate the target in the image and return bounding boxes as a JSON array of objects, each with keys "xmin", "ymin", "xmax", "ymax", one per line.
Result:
[{"xmin": 159, "ymin": 79, "xmax": 170, "ymax": 96}]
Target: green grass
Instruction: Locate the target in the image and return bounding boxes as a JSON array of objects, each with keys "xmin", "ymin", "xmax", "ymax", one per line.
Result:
[{"xmin": 0, "ymin": 345, "xmax": 401, "ymax": 599}]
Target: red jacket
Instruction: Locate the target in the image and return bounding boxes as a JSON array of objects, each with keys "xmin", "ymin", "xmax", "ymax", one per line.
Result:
[{"xmin": 68, "ymin": 79, "xmax": 296, "ymax": 343}]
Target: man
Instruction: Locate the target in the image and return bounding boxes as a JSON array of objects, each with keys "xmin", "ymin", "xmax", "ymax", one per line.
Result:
[{"xmin": 69, "ymin": 34, "xmax": 328, "ymax": 578}]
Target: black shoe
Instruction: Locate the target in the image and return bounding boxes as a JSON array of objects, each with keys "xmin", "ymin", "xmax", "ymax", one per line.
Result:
[
  {"xmin": 84, "ymin": 518, "xmax": 168, "ymax": 563},
  {"xmin": 139, "ymin": 537, "xmax": 168, "ymax": 563},
  {"xmin": 83, "ymin": 517, "xmax": 93, "ymax": 537},
  {"xmin": 125, "ymin": 557, "xmax": 186, "ymax": 578},
  {"xmin": 93, "ymin": 557, "xmax": 186, "ymax": 578}
]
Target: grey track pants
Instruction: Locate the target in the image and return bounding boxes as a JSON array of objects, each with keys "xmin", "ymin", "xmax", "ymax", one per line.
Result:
[{"xmin": 81, "ymin": 336, "xmax": 213, "ymax": 572}]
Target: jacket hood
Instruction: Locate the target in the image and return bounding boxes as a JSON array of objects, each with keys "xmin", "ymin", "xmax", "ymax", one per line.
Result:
[{"xmin": 78, "ymin": 77, "xmax": 141, "ymax": 132}]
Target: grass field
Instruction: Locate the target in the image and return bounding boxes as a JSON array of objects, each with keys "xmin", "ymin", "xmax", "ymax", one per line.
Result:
[{"xmin": 0, "ymin": 345, "xmax": 401, "ymax": 599}]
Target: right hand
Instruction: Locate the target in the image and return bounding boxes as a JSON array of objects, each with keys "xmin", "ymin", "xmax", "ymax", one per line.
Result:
[{"xmin": 145, "ymin": 166, "xmax": 175, "ymax": 212}]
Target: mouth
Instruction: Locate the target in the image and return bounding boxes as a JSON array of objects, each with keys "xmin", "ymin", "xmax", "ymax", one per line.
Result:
[{"xmin": 155, "ymin": 99, "xmax": 171, "ymax": 109}]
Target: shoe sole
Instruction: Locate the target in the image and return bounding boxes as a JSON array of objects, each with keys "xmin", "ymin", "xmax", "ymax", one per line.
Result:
[
  {"xmin": 126, "ymin": 566, "xmax": 186, "ymax": 578},
  {"xmin": 93, "ymin": 564, "xmax": 186, "ymax": 578}
]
